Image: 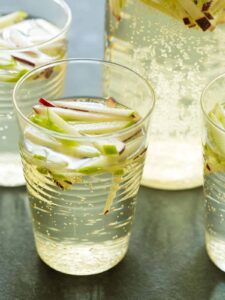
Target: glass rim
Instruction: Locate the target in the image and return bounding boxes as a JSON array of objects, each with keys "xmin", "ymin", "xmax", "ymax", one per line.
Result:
[
  {"xmin": 13, "ymin": 58, "xmax": 156, "ymax": 141},
  {"xmin": 201, "ymin": 72, "xmax": 225, "ymax": 134},
  {"xmin": 1, "ymin": 0, "xmax": 72, "ymax": 53}
]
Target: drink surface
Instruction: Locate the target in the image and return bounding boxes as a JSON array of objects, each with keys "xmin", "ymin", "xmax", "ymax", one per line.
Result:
[
  {"xmin": 106, "ymin": 0, "xmax": 225, "ymax": 189},
  {"xmin": 21, "ymin": 97, "xmax": 146, "ymax": 274},
  {"xmin": 203, "ymin": 102, "xmax": 225, "ymax": 272},
  {"xmin": 0, "ymin": 11, "xmax": 66, "ymax": 186}
]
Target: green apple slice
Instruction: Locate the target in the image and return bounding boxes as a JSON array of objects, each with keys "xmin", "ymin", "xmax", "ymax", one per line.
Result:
[
  {"xmin": 0, "ymin": 11, "xmax": 27, "ymax": 30},
  {"xmin": 25, "ymin": 127, "xmax": 100, "ymax": 158},
  {"xmin": 33, "ymin": 107, "xmax": 81, "ymax": 136},
  {"xmin": 31, "ymin": 152, "xmax": 68, "ymax": 171},
  {"xmin": 28, "ymin": 153, "xmax": 108, "ymax": 189},
  {"xmin": 0, "ymin": 54, "xmax": 16, "ymax": 69},
  {"xmin": 211, "ymin": 103, "xmax": 225, "ymax": 128},
  {"xmin": 76, "ymin": 156, "xmax": 110, "ymax": 174},
  {"xmin": 0, "ymin": 68, "xmax": 28, "ymax": 82},
  {"xmin": 94, "ymin": 139, "xmax": 125, "ymax": 155},
  {"xmin": 25, "ymin": 127, "xmax": 63, "ymax": 149},
  {"xmin": 47, "ymin": 108, "xmax": 81, "ymax": 136},
  {"xmin": 51, "ymin": 100, "xmax": 136, "ymax": 118},
  {"xmin": 204, "ymin": 143, "xmax": 225, "ymax": 174},
  {"xmin": 73, "ymin": 145, "xmax": 101, "ymax": 158},
  {"xmin": 30, "ymin": 113, "xmax": 63, "ymax": 133},
  {"xmin": 207, "ymin": 107, "xmax": 225, "ymax": 157}
]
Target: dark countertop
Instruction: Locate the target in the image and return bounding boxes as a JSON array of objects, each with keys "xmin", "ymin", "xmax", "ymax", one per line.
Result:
[
  {"xmin": 1, "ymin": 186, "xmax": 225, "ymax": 300},
  {"xmin": 1, "ymin": 1, "xmax": 225, "ymax": 299}
]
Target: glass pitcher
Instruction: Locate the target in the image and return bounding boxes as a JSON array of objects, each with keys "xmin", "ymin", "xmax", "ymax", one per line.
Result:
[{"xmin": 105, "ymin": 0, "xmax": 225, "ymax": 189}]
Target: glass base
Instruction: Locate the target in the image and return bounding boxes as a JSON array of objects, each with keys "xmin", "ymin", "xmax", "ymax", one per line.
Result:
[
  {"xmin": 142, "ymin": 141, "xmax": 203, "ymax": 190},
  {"xmin": 35, "ymin": 233, "xmax": 129, "ymax": 275},
  {"xmin": 206, "ymin": 232, "xmax": 225, "ymax": 272},
  {"xmin": 0, "ymin": 153, "xmax": 25, "ymax": 187}
]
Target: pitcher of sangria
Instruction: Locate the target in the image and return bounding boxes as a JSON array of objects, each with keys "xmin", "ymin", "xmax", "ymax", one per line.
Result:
[{"xmin": 106, "ymin": 0, "xmax": 225, "ymax": 189}]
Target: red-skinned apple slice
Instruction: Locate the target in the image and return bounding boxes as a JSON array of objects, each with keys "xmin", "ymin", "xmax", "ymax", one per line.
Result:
[
  {"xmin": 51, "ymin": 100, "xmax": 136, "ymax": 118},
  {"xmin": 105, "ymin": 97, "xmax": 117, "ymax": 108},
  {"xmin": 12, "ymin": 50, "xmax": 54, "ymax": 67},
  {"xmin": 39, "ymin": 98, "xmax": 55, "ymax": 107},
  {"xmin": 34, "ymin": 105, "xmax": 131, "ymax": 122}
]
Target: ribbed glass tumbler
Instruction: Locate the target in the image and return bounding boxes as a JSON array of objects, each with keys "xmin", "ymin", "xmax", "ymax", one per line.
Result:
[
  {"xmin": 0, "ymin": 0, "xmax": 71, "ymax": 186},
  {"xmin": 13, "ymin": 59, "xmax": 155, "ymax": 275}
]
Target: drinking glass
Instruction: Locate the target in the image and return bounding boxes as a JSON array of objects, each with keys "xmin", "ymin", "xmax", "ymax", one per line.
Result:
[
  {"xmin": 0, "ymin": 0, "xmax": 71, "ymax": 186},
  {"xmin": 13, "ymin": 59, "xmax": 155, "ymax": 275},
  {"xmin": 201, "ymin": 73, "xmax": 225, "ymax": 272}
]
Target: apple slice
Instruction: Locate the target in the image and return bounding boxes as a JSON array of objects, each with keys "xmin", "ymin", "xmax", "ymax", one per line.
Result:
[
  {"xmin": 31, "ymin": 151, "xmax": 68, "ymax": 171},
  {"xmin": 70, "ymin": 120, "xmax": 134, "ymax": 135},
  {"xmin": 35, "ymin": 19, "xmax": 60, "ymax": 36},
  {"xmin": 25, "ymin": 19, "xmax": 60, "ymax": 44},
  {"xmin": 33, "ymin": 105, "xmax": 130, "ymax": 122},
  {"xmin": 109, "ymin": 0, "xmax": 126, "ymax": 21},
  {"xmin": 47, "ymin": 108, "xmax": 80, "ymax": 135},
  {"xmin": 2, "ymin": 18, "xmax": 60, "ymax": 48},
  {"xmin": 12, "ymin": 50, "xmax": 54, "ymax": 67},
  {"xmin": 50, "ymin": 156, "xmax": 110, "ymax": 188},
  {"xmin": 25, "ymin": 127, "xmax": 63, "ymax": 150},
  {"xmin": 25, "ymin": 127, "xmax": 100, "ymax": 158},
  {"xmin": 51, "ymin": 100, "xmax": 136, "ymax": 118},
  {"xmin": 105, "ymin": 97, "xmax": 117, "ymax": 107},
  {"xmin": 0, "ymin": 53, "xmax": 16, "ymax": 69},
  {"xmin": 0, "ymin": 11, "xmax": 27, "ymax": 30},
  {"xmin": 39, "ymin": 98, "xmax": 55, "ymax": 107},
  {"xmin": 119, "ymin": 125, "xmax": 143, "ymax": 142},
  {"xmin": 34, "ymin": 107, "xmax": 81, "ymax": 136},
  {"xmin": 94, "ymin": 139, "xmax": 125, "ymax": 155},
  {"xmin": 12, "ymin": 53, "xmax": 35, "ymax": 67},
  {"xmin": 103, "ymin": 176, "xmax": 121, "ymax": 215},
  {"xmin": 211, "ymin": 103, "xmax": 225, "ymax": 128},
  {"xmin": 76, "ymin": 156, "xmax": 109, "ymax": 174},
  {"xmin": 120, "ymin": 136, "xmax": 145, "ymax": 159},
  {"xmin": 207, "ymin": 110, "xmax": 225, "ymax": 157},
  {"xmin": 204, "ymin": 143, "xmax": 225, "ymax": 174},
  {"xmin": 0, "ymin": 68, "xmax": 28, "ymax": 82},
  {"xmin": 0, "ymin": 37, "xmax": 11, "ymax": 48}
]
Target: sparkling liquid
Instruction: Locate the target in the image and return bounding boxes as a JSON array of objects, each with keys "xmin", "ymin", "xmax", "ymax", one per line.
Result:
[
  {"xmin": 22, "ymin": 150, "xmax": 145, "ymax": 275},
  {"xmin": 205, "ymin": 172, "xmax": 225, "ymax": 272},
  {"xmin": 106, "ymin": 0, "xmax": 225, "ymax": 189},
  {"xmin": 21, "ymin": 97, "xmax": 146, "ymax": 275}
]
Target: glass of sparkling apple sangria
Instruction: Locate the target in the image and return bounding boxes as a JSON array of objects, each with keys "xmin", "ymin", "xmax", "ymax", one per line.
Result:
[
  {"xmin": 201, "ymin": 73, "xmax": 225, "ymax": 272},
  {"xmin": 0, "ymin": 0, "xmax": 71, "ymax": 186},
  {"xmin": 13, "ymin": 59, "xmax": 155, "ymax": 275}
]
